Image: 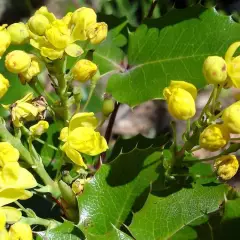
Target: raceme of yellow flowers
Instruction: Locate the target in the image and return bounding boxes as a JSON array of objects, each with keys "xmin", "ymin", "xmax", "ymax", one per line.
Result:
[
  {"xmin": 0, "ymin": 5, "xmax": 108, "ymax": 100},
  {"xmin": 163, "ymin": 42, "xmax": 240, "ymax": 181}
]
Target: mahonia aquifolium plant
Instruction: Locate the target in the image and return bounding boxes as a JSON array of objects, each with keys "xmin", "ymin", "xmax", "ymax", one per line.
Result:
[
  {"xmin": 163, "ymin": 41, "xmax": 240, "ymax": 181},
  {"xmin": 1, "ymin": 4, "xmax": 240, "ymax": 239},
  {"xmin": 0, "ymin": 6, "xmax": 109, "ymax": 239}
]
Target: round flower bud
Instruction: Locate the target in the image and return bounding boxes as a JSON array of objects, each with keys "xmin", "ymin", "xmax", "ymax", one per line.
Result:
[
  {"xmin": 72, "ymin": 59, "xmax": 98, "ymax": 82},
  {"xmin": 214, "ymin": 155, "xmax": 239, "ymax": 180},
  {"xmin": 199, "ymin": 124, "xmax": 230, "ymax": 152},
  {"xmin": 222, "ymin": 102, "xmax": 240, "ymax": 133},
  {"xmin": 71, "ymin": 7, "xmax": 97, "ymax": 41},
  {"xmin": 163, "ymin": 87, "xmax": 196, "ymax": 120},
  {"xmin": 0, "ymin": 24, "xmax": 11, "ymax": 57},
  {"xmin": 203, "ymin": 56, "xmax": 227, "ymax": 84},
  {"xmin": 102, "ymin": 98, "xmax": 115, "ymax": 117},
  {"xmin": 5, "ymin": 50, "xmax": 31, "ymax": 74},
  {"xmin": 163, "ymin": 80, "xmax": 197, "ymax": 100},
  {"xmin": 19, "ymin": 56, "xmax": 41, "ymax": 84},
  {"xmin": 7, "ymin": 22, "xmax": 29, "ymax": 44},
  {"xmin": 28, "ymin": 14, "xmax": 50, "ymax": 36},
  {"xmin": 0, "ymin": 74, "xmax": 9, "ymax": 99},
  {"xmin": 87, "ymin": 22, "xmax": 108, "ymax": 45}
]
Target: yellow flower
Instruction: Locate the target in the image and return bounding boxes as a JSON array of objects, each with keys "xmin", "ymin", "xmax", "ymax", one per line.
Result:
[
  {"xmin": 0, "ymin": 74, "xmax": 9, "ymax": 99},
  {"xmin": 59, "ymin": 112, "xmax": 107, "ymax": 167},
  {"xmin": 29, "ymin": 120, "xmax": 49, "ymax": 136},
  {"xmin": 45, "ymin": 19, "xmax": 70, "ymax": 49},
  {"xmin": 225, "ymin": 42, "xmax": 240, "ymax": 88},
  {"xmin": 19, "ymin": 55, "xmax": 41, "ymax": 84},
  {"xmin": 7, "ymin": 23, "xmax": 29, "ymax": 45},
  {"xmin": 0, "ymin": 142, "xmax": 19, "ymax": 167},
  {"xmin": 203, "ymin": 56, "xmax": 227, "ymax": 84},
  {"xmin": 163, "ymin": 86, "xmax": 196, "ymax": 120},
  {"xmin": 0, "ymin": 24, "xmax": 11, "ymax": 57},
  {"xmin": 5, "ymin": 51, "xmax": 31, "ymax": 74},
  {"xmin": 4, "ymin": 93, "xmax": 39, "ymax": 127},
  {"xmin": 222, "ymin": 101, "xmax": 240, "ymax": 133},
  {"xmin": 0, "ymin": 143, "xmax": 37, "ymax": 206},
  {"xmin": 199, "ymin": 124, "xmax": 230, "ymax": 151},
  {"xmin": 70, "ymin": 7, "xmax": 97, "ymax": 42},
  {"xmin": 72, "ymin": 59, "xmax": 98, "ymax": 82},
  {"xmin": 214, "ymin": 155, "xmax": 239, "ymax": 180},
  {"xmin": 72, "ymin": 178, "xmax": 90, "ymax": 195},
  {"xmin": 87, "ymin": 22, "xmax": 108, "ymax": 45},
  {"xmin": 9, "ymin": 222, "xmax": 32, "ymax": 240},
  {"xmin": 163, "ymin": 80, "xmax": 197, "ymax": 100}
]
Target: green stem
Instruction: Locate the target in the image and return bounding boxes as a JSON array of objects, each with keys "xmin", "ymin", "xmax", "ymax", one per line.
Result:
[
  {"xmin": 82, "ymin": 82, "xmax": 96, "ymax": 111},
  {"xmin": 20, "ymin": 216, "xmax": 52, "ymax": 227},
  {"xmin": 37, "ymin": 79, "xmax": 55, "ymax": 103},
  {"xmin": 211, "ymin": 85, "xmax": 218, "ymax": 113},
  {"xmin": 48, "ymin": 58, "xmax": 69, "ymax": 125},
  {"xmin": 184, "ymin": 143, "xmax": 240, "ymax": 163},
  {"xmin": 35, "ymin": 138, "xmax": 59, "ymax": 151}
]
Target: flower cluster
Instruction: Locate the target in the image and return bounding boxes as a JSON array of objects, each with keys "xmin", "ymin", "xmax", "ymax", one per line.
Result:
[{"xmin": 163, "ymin": 42, "xmax": 240, "ymax": 180}]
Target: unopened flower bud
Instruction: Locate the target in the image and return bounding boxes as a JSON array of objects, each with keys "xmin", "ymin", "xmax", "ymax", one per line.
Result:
[
  {"xmin": 71, "ymin": 7, "xmax": 97, "ymax": 41},
  {"xmin": 7, "ymin": 22, "xmax": 29, "ymax": 45},
  {"xmin": 214, "ymin": 155, "xmax": 239, "ymax": 180},
  {"xmin": 199, "ymin": 124, "xmax": 230, "ymax": 151},
  {"xmin": 5, "ymin": 50, "xmax": 31, "ymax": 73},
  {"xmin": 0, "ymin": 74, "xmax": 9, "ymax": 99},
  {"xmin": 0, "ymin": 24, "xmax": 11, "ymax": 57},
  {"xmin": 102, "ymin": 97, "xmax": 115, "ymax": 117},
  {"xmin": 203, "ymin": 56, "xmax": 227, "ymax": 84},
  {"xmin": 163, "ymin": 87, "xmax": 196, "ymax": 120},
  {"xmin": 87, "ymin": 22, "xmax": 108, "ymax": 45},
  {"xmin": 30, "ymin": 120, "xmax": 49, "ymax": 136},
  {"xmin": 19, "ymin": 56, "xmax": 41, "ymax": 84},
  {"xmin": 28, "ymin": 14, "xmax": 50, "ymax": 36},
  {"xmin": 72, "ymin": 178, "xmax": 90, "ymax": 195},
  {"xmin": 72, "ymin": 59, "xmax": 97, "ymax": 82},
  {"xmin": 222, "ymin": 102, "xmax": 240, "ymax": 133}
]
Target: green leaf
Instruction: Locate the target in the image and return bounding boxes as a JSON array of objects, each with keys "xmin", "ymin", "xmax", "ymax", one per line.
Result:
[
  {"xmin": 108, "ymin": 134, "xmax": 169, "ymax": 161},
  {"xmin": 129, "ymin": 184, "xmax": 228, "ymax": 240},
  {"xmin": 171, "ymin": 226, "xmax": 197, "ymax": 240},
  {"xmin": 77, "ymin": 147, "xmax": 164, "ymax": 237},
  {"xmin": 93, "ymin": 20, "xmax": 128, "ymax": 74},
  {"xmin": 107, "ymin": 6, "xmax": 240, "ymax": 106},
  {"xmin": 36, "ymin": 221, "xmax": 85, "ymax": 240},
  {"xmin": 87, "ymin": 226, "xmax": 133, "ymax": 240},
  {"xmin": 222, "ymin": 198, "xmax": 240, "ymax": 222},
  {"xmin": 189, "ymin": 162, "xmax": 217, "ymax": 184}
]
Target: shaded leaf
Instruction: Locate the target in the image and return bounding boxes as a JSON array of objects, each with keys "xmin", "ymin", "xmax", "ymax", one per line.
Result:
[
  {"xmin": 77, "ymin": 148, "xmax": 164, "ymax": 238},
  {"xmin": 129, "ymin": 184, "xmax": 228, "ymax": 240},
  {"xmin": 108, "ymin": 134, "xmax": 169, "ymax": 161},
  {"xmin": 107, "ymin": 6, "xmax": 240, "ymax": 106},
  {"xmin": 93, "ymin": 20, "xmax": 128, "ymax": 74},
  {"xmin": 222, "ymin": 198, "xmax": 240, "ymax": 222}
]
